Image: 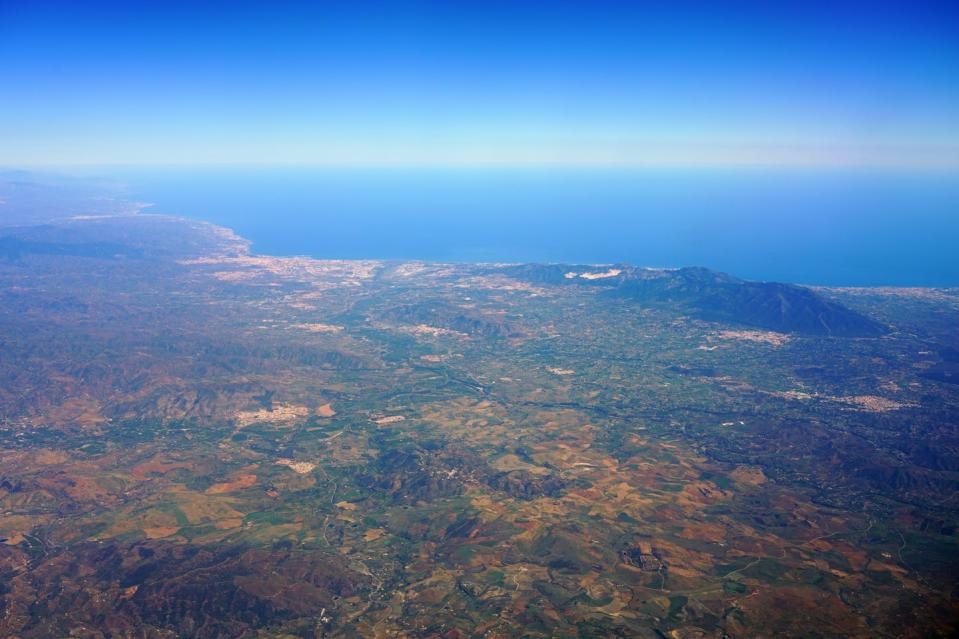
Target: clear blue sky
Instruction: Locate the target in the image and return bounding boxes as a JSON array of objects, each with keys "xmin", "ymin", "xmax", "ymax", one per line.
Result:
[{"xmin": 2, "ymin": 0, "xmax": 958, "ymax": 167}]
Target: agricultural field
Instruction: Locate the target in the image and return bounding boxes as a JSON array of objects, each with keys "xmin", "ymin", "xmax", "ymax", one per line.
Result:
[{"xmin": 0, "ymin": 209, "xmax": 957, "ymax": 638}]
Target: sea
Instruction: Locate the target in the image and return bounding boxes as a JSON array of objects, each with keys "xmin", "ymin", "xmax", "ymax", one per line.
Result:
[{"xmin": 112, "ymin": 166, "xmax": 959, "ymax": 287}]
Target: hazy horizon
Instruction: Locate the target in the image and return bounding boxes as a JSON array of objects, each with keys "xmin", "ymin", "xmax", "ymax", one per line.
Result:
[
  {"xmin": 2, "ymin": 1, "xmax": 959, "ymax": 281},
  {"xmin": 3, "ymin": 1, "xmax": 958, "ymax": 169}
]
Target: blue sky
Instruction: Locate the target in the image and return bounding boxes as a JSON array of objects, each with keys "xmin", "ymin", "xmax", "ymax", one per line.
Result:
[{"xmin": 2, "ymin": 0, "xmax": 958, "ymax": 167}]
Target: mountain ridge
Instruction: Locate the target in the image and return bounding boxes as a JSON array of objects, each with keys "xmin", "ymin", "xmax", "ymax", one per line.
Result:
[{"xmin": 496, "ymin": 263, "xmax": 887, "ymax": 337}]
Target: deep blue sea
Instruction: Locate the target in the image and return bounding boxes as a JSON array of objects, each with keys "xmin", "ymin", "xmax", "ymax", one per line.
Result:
[{"xmin": 115, "ymin": 167, "xmax": 959, "ymax": 287}]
